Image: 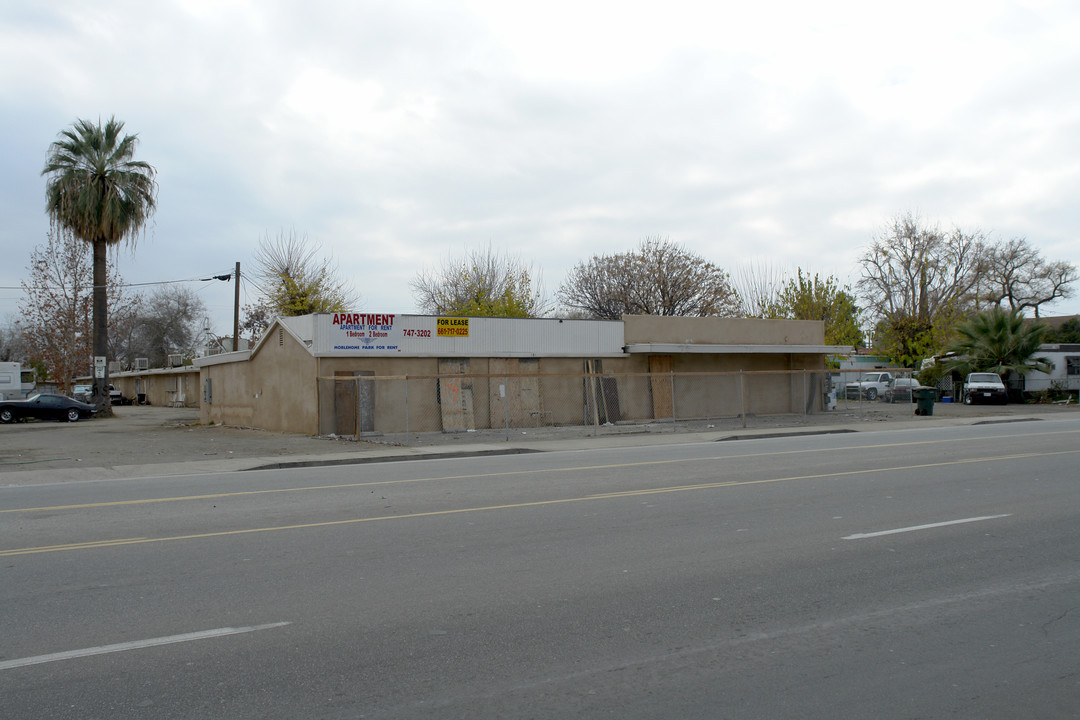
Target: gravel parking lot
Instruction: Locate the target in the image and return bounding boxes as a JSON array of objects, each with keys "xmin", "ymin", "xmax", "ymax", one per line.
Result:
[{"xmin": 0, "ymin": 406, "xmax": 341, "ymax": 474}]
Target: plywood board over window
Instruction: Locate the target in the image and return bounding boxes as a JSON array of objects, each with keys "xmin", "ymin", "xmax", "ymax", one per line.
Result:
[
  {"xmin": 330, "ymin": 370, "xmax": 375, "ymax": 437},
  {"xmin": 334, "ymin": 370, "xmax": 357, "ymax": 437},
  {"xmin": 490, "ymin": 358, "xmax": 543, "ymax": 427},
  {"xmin": 649, "ymin": 355, "xmax": 674, "ymax": 419},
  {"xmin": 438, "ymin": 358, "xmax": 474, "ymax": 432}
]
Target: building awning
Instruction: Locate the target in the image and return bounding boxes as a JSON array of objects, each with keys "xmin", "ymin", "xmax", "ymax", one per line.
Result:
[{"xmin": 623, "ymin": 343, "xmax": 852, "ymax": 355}]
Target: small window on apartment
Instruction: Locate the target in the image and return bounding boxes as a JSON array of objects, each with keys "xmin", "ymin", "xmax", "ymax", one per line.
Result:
[{"xmin": 1066, "ymin": 356, "xmax": 1080, "ymax": 376}]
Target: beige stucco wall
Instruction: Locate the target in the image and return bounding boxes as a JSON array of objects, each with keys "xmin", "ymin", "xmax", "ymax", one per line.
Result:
[
  {"xmin": 622, "ymin": 315, "xmax": 825, "ymax": 345},
  {"xmin": 316, "ymin": 356, "xmax": 442, "ymax": 434},
  {"xmin": 311, "ymin": 357, "xmax": 596, "ymax": 434},
  {"xmin": 198, "ymin": 317, "xmax": 831, "ymax": 436},
  {"xmin": 595, "ymin": 352, "xmax": 826, "ymax": 421},
  {"xmin": 110, "ymin": 369, "xmax": 200, "ymax": 407},
  {"xmin": 200, "ymin": 330, "xmax": 317, "ymax": 432}
]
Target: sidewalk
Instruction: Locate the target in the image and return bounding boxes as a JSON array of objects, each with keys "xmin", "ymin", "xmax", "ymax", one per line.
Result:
[{"xmin": 1, "ymin": 402, "xmax": 1076, "ymax": 486}]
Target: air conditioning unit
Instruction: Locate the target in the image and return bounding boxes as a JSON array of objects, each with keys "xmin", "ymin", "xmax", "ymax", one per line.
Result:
[
  {"xmin": 135, "ymin": 358, "xmax": 149, "ymax": 370},
  {"xmin": 108, "ymin": 361, "xmax": 121, "ymax": 373},
  {"xmin": 168, "ymin": 354, "xmax": 184, "ymax": 367}
]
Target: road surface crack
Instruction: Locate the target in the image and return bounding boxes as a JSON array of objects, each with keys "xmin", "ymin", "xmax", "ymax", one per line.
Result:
[{"xmin": 1041, "ymin": 607, "xmax": 1074, "ymax": 636}]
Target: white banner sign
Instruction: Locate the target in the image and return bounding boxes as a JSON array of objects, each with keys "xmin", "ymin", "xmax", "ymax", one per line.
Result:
[{"xmin": 329, "ymin": 313, "xmax": 402, "ymax": 352}]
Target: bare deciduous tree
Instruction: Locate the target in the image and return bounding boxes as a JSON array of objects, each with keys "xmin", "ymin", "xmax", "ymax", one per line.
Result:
[
  {"xmin": 0, "ymin": 317, "xmax": 26, "ymax": 363},
  {"xmin": 239, "ymin": 300, "xmax": 273, "ymax": 344},
  {"xmin": 558, "ymin": 237, "xmax": 740, "ymax": 319},
  {"xmin": 857, "ymin": 213, "xmax": 987, "ymax": 324},
  {"xmin": 18, "ymin": 231, "xmax": 138, "ymax": 393},
  {"xmin": 732, "ymin": 260, "xmax": 788, "ymax": 318},
  {"xmin": 411, "ymin": 244, "xmax": 550, "ymax": 317},
  {"xmin": 121, "ymin": 286, "xmax": 207, "ymax": 367},
  {"xmin": 981, "ymin": 237, "xmax": 1076, "ymax": 317}
]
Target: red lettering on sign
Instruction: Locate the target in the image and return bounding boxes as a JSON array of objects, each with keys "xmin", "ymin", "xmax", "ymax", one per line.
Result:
[{"xmin": 334, "ymin": 313, "xmax": 396, "ymax": 326}]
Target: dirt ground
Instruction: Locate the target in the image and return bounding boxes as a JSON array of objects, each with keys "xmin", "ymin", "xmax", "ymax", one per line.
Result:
[
  {"xmin": 1, "ymin": 399, "xmax": 1076, "ymax": 475},
  {"xmin": 0, "ymin": 406, "xmax": 338, "ymax": 472}
]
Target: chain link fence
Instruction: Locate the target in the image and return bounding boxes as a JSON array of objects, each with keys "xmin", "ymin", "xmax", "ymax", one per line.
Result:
[
  {"xmin": 830, "ymin": 368, "xmax": 923, "ymax": 407},
  {"xmin": 317, "ymin": 368, "xmax": 921, "ymax": 445}
]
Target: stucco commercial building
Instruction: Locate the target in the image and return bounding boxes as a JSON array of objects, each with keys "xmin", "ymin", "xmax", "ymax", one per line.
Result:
[{"xmin": 193, "ymin": 313, "xmax": 849, "ymax": 436}]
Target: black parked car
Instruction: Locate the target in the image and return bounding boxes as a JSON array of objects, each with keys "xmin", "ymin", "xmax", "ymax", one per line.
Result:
[
  {"xmin": 0, "ymin": 393, "xmax": 98, "ymax": 423},
  {"xmin": 884, "ymin": 378, "xmax": 920, "ymax": 403}
]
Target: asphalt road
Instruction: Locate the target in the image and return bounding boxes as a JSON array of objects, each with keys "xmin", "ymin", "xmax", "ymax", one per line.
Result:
[{"xmin": 2, "ymin": 418, "xmax": 1079, "ymax": 718}]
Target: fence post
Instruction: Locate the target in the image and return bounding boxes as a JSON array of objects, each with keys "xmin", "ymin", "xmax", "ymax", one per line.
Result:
[
  {"xmin": 587, "ymin": 364, "xmax": 600, "ymax": 429},
  {"xmin": 503, "ymin": 376, "xmax": 510, "ymax": 441},
  {"xmin": 669, "ymin": 370, "xmax": 677, "ymax": 432},
  {"xmin": 739, "ymin": 370, "xmax": 747, "ymax": 428}
]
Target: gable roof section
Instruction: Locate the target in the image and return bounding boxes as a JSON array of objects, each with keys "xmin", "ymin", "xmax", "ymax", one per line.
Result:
[{"xmin": 194, "ymin": 315, "xmax": 314, "ymax": 368}]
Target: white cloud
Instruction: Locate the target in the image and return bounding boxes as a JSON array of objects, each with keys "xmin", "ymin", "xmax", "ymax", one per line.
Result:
[{"xmin": 3, "ymin": 0, "xmax": 1080, "ymax": 330}]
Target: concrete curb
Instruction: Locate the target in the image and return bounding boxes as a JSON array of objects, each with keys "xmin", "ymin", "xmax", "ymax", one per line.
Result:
[{"xmin": 0, "ymin": 412, "xmax": 1065, "ymax": 486}]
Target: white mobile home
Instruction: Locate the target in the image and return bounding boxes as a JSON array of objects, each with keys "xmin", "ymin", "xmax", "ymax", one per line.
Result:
[{"xmin": 1019, "ymin": 344, "xmax": 1080, "ymax": 394}]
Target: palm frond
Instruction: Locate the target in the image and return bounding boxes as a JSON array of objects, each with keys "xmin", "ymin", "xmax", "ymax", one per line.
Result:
[{"xmin": 943, "ymin": 306, "xmax": 1050, "ymax": 377}]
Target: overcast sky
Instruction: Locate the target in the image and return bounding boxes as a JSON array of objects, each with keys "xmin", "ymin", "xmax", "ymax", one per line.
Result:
[{"xmin": 2, "ymin": 0, "xmax": 1079, "ymax": 335}]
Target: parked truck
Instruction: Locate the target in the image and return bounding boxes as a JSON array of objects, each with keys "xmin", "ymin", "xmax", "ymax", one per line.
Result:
[
  {"xmin": 0, "ymin": 362, "xmax": 37, "ymax": 400},
  {"xmin": 843, "ymin": 371, "xmax": 893, "ymax": 401}
]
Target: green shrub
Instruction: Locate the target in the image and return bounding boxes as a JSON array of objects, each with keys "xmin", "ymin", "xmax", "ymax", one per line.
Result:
[{"xmin": 917, "ymin": 362, "xmax": 945, "ymax": 388}]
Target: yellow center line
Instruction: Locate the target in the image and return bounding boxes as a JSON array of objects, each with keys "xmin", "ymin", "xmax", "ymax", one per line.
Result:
[
  {"xmin": 5, "ymin": 428, "xmax": 1078, "ymax": 514},
  {"xmin": 4, "ymin": 448, "xmax": 1077, "ymax": 558},
  {"xmin": 11, "ymin": 538, "xmax": 149, "ymax": 552}
]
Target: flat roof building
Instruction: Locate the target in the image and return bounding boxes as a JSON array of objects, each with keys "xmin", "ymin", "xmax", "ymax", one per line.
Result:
[{"xmin": 193, "ymin": 313, "xmax": 850, "ymax": 437}]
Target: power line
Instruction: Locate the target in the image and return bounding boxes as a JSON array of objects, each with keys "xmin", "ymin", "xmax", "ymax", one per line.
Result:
[{"xmin": 0, "ymin": 271, "xmax": 236, "ymax": 292}]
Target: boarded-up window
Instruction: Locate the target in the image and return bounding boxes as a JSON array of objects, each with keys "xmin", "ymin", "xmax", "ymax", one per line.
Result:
[
  {"xmin": 648, "ymin": 355, "xmax": 673, "ymax": 419},
  {"xmin": 438, "ymin": 359, "xmax": 475, "ymax": 432}
]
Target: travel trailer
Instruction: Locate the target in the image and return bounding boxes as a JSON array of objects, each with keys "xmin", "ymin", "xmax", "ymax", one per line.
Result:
[{"xmin": 0, "ymin": 362, "xmax": 36, "ymax": 400}]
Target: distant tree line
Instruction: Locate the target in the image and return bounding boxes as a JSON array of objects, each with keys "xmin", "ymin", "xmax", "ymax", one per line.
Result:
[{"xmin": 856, "ymin": 212, "xmax": 1075, "ymax": 368}]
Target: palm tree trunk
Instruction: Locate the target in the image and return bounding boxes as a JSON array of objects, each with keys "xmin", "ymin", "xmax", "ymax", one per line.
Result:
[{"xmin": 92, "ymin": 238, "xmax": 112, "ymax": 416}]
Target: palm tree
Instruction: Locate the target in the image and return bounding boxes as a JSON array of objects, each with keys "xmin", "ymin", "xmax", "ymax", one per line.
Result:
[
  {"xmin": 42, "ymin": 117, "xmax": 157, "ymax": 414},
  {"xmin": 943, "ymin": 306, "xmax": 1051, "ymax": 381}
]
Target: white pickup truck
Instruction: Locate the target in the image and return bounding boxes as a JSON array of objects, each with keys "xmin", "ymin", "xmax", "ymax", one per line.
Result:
[
  {"xmin": 962, "ymin": 373, "xmax": 1008, "ymax": 405},
  {"xmin": 843, "ymin": 371, "xmax": 893, "ymax": 401}
]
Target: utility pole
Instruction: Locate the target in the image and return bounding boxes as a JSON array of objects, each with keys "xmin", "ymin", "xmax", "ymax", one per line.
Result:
[{"xmin": 233, "ymin": 261, "xmax": 241, "ymax": 352}]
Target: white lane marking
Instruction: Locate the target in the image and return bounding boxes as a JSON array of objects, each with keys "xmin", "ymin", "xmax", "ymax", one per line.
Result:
[
  {"xmin": 0, "ymin": 622, "xmax": 290, "ymax": 671},
  {"xmin": 843, "ymin": 514, "xmax": 1012, "ymax": 540}
]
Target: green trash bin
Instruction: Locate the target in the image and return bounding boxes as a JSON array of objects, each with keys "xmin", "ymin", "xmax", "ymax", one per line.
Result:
[{"xmin": 914, "ymin": 387, "xmax": 935, "ymax": 416}]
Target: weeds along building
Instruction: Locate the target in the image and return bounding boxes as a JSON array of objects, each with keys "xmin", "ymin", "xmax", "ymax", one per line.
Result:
[{"xmin": 192, "ymin": 313, "xmax": 850, "ymax": 436}]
